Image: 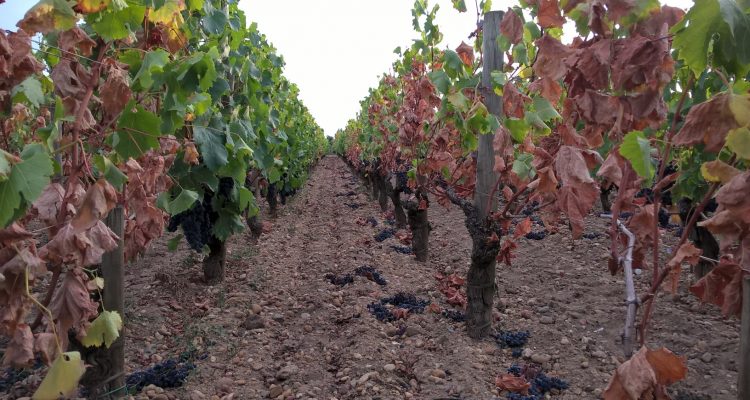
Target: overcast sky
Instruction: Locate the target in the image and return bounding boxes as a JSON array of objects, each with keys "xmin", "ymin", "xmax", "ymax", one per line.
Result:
[{"xmin": 2, "ymin": 0, "xmax": 692, "ymax": 136}]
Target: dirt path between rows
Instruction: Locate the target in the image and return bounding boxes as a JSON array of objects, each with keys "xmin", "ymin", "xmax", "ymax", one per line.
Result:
[{"xmin": 118, "ymin": 155, "xmax": 739, "ymax": 400}]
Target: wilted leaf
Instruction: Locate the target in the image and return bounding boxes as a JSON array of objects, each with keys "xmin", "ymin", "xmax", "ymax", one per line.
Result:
[
  {"xmin": 495, "ymin": 373, "xmax": 531, "ymax": 393},
  {"xmin": 726, "ymin": 127, "xmax": 750, "ymax": 160},
  {"xmin": 456, "ymin": 42, "xmax": 474, "ymax": 67},
  {"xmin": 538, "ymin": 0, "xmax": 566, "ymax": 28},
  {"xmin": 18, "ymin": 0, "xmax": 78, "ymax": 34},
  {"xmin": 100, "ymin": 66, "xmax": 132, "ymax": 117},
  {"xmin": 514, "ymin": 217, "xmax": 533, "ymax": 238},
  {"xmin": 604, "ymin": 346, "xmax": 686, "ymax": 400},
  {"xmin": 2, "ymin": 324, "xmax": 34, "ymax": 367},
  {"xmin": 700, "ymin": 160, "xmax": 740, "ymax": 184},
  {"xmin": 71, "ymin": 179, "xmax": 117, "ymax": 233},
  {"xmin": 690, "ymin": 258, "xmax": 747, "ymax": 317},
  {"xmin": 673, "ymin": 93, "xmax": 739, "ymax": 153},
  {"xmin": 77, "ymin": 0, "xmax": 110, "ymax": 13},
  {"xmin": 500, "ymin": 10, "xmax": 523, "ymax": 44}
]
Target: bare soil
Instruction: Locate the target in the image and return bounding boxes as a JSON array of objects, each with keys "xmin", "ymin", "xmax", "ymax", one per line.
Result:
[{"xmin": 102, "ymin": 155, "xmax": 740, "ymax": 399}]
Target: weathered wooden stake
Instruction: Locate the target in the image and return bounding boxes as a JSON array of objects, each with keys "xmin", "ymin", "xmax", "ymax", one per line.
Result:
[
  {"xmin": 739, "ymin": 275, "xmax": 750, "ymax": 400},
  {"xmin": 96, "ymin": 206, "xmax": 126, "ymax": 398},
  {"xmin": 465, "ymin": 10, "xmax": 504, "ymax": 339}
]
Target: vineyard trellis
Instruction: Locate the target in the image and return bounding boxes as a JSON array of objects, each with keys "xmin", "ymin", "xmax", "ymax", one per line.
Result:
[
  {"xmin": 0, "ymin": 0, "xmax": 326, "ymax": 397},
  {"xmin": 335, "ymin": 0, "xmax": 750, "ymax": 397}
]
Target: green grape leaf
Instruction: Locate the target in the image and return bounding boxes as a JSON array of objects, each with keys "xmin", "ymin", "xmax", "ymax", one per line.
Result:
[
  {"xmin": 167, "ymin": 234, "xmax": 183, "ymax": 251},
  {"xmin": 13, "ymin": 145, "xmax": 53, "ymax": 204},
  {"xmin": 427, "ymin": 70, "xmax": 450, "ymax": 94},
  {"xmin": 112, "ymin": 103, "xmax": 162, "ymax": 160},
  {"xmin": 32, "ymin": 352, "xmax": 85, "ymax": 400},
  {"xmin": 505, "ymin": 118, "xmax": 530, "ymax": 142},
  {"xmin": 512, "ymin": 153, "xmax": 536, "ymax": 181},
  {"xmin": 202, "ymin": 8, "xmax": 228, "ymax": 35},
  {"xmin": 80, "ymin": 311, "xmax": 122, "ymax": 348},
  {"xmin": 726, "ymin": 127, "xmax": 750, "ymax": 159},
  {"xmin": 619, "ymin": 131, "xmax": 655, "ymax": 183},
  {"xmin": 93, "ymin": 155, "xmax": 128, "ymax": 191},
  {"xmin": 193, "ymin": 125, "xmax": 228, "ymax": 171},
  {"xmin": 91, "ymin": 5, "xmax": 146, "ymax": 41},
  {"xmin": 672, "ymin": 0, "xmax": 750, "ymax": 76},
  {"xmin": 133, "ymin": 50, "xmax": 170, "ymax": 90},
  {"xmin": 168, "ymin": 189, "xmax": 199, "ymax": 215},
  {"xmin": 12, "ymin": 77, "xmax": 45, "ymax": 107},
  {"xmin": 452, "ymin": 0, "xmax": 467, "ymax": 12},
  {"xmin": 212, "ymin": 209, "xmax": 245, "ymax": 241},
  {"xmin": 0, "ymin": 150, "xmax": 11, "ymax": 181},
  {"xmin": 532, "ymin": 96, "xmax": 561, "ymax": 121}
]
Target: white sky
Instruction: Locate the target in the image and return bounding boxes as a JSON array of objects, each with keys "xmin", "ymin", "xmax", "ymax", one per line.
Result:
[{"xmin": 1, "ymin": 0, "xmax": 693, "ymax": 137}]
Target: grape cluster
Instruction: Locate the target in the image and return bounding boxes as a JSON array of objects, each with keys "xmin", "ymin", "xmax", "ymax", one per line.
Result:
[
  {"xmin": 521, "ymin": 201, "xmax": 540, "ymax": 216},
  {"xmin": 335, "ymin": 190, "xmax": 357, "ymax": 197},
  {"xmin": 125, "ymin": 359, "xmax": 196, "ymax": 392},
  {"xmin": 374, "ymin": 228, "xmax": 396, "ymax": 242},
  {"xmin": 582, "ymin": 232, "xmax": 601, "ymax": 240},
  {"xmin": 385, "ymin": 217, "xmax": 396, "ymax": 226},
  {"xmin": 354, "ymin": 266, "xmax": 388, "ymax": 285},
  {"xmin": 325, "ymin": 273, "xmax": 354, "ymax": 286},
  {"xmin": 395, "ymin": 171, "xmax": 408, "ymax": 190},
  {"xmin": 441, "ymin": 309, "xmax": 465, "ymax": 322},
  {"xmin": 167, "ymin": 200, "xmax": 213, "ymax": 252},
  {"xmin": 495, "ymin": 330, "xmax": 531, "ymax": 348},
  {"xmin": 390, "ymin": 245, "xmax": 413, "ymax": 254},
  {"xmin": 524, "ymin": 231, "xmax": 547, "ymax": 240},
  {"xmin": 503, "ymin": 363, "xmax": 569, "ymax": 399},
  {"xmin": 344, "ymin": 202, "xmax": 362, "ymax": 209},
  {"xmin": 366, "ymin": 302, "xmax": 395, "ymax": 322},
  {"xmin": 0, "ymin": 367, "xmax": 31, "ymax": 393},
  {"xmin": 658, "ymin": 207, "xmax": 671, "ymax": 228},
  {"xmin": 380, "ymin": 292, "xmax": 430, "ymax": 313},
  {"xmin": 511, "ymin": 348, "xmax": 523, "ymax": 358},
  {"xmin": 366, "ymin": 217, "xmax": 378, "ymax": 227}
]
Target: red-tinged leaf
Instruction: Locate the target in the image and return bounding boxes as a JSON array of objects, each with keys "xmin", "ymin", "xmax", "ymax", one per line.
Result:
[
  {"xmin": 34, "ymin": 332, "xmax": 58, "ymax": 365},
  {"xmin": 536, "ymin": 166, "xmax": 558, "ymax": 194},
  {"xmin": 0, "ymin": 223, "xmax": 33, "ymax": 245},
  {"xmin": 500, "ymin": 10, "xmax": 523, "ymax": 44},
  {"xmin": 673, "ymin": 94, "xmax": 740, "ymax": 153},
  {"xmin": 514, "ymin": 218, "xmax": 533, "ymax": 238},
  {"xmin": 689, "ymin": 259, "xmax": 747, "ymax": 318},
  {"xmin": 632, "ymin": 5, "xmax": 685, "ymax": 36},
  {"xmin": 554, "ymin": 146, "xmax": 599, "ymax": 238},
  {"xmin": 495, "ymin": 373, "xmax": 531, "ymax": 393},
  {"xmin": 427, "ymin": 303, "xmax": 442, "ymax": 314},
  {"xmin": 604, "ymin": 346, "xmax": 686, "ymax": 400},
  {"xmin": 529, "ymin": 77, "xmax": 562, "ymax": 103},
  {"xmin": 645, "ymin": 348, "xmax": 687, "ymax": 386},
  {"xmin": 261, "ymin": 221, "xmax": 273, "ymax": 234},
  {"xmin": 392, "ymin": 308, "xmax": 410, "ymax": 320},
  {"xmin": 456, "ymin": 42, "xmax": 474, "ymax": 67},
  {"xmin": 537, "ymin": 0, "xmax": 566, "ymax": 28},
  {"xmin": 668, "ymin": 243, "xmax": 702, "ymax": 294},
  {"xmin": 448, "ymin": 274, "xmax": 465, "ymax": 286},
  {"xmin": 497, "ymin": 239, "xmax": 518, "ymax": 266},
  {"xmin": 503, "ymin": 82, "xmax": 531, "ymax": 119},
  {"xmin": 533, "ymin": 35, "xmax": 574, "ymax": 81},
  {"xmin": 58, "ymin": 27, "xmax": 96, "ymax": 56},
  {"xmin": 604, "ymin": 0, "xmax": 635, "ymax": 22},
  {"xmin": 502, "ymin": 186, "xmax": 514, "ymax": 201}
]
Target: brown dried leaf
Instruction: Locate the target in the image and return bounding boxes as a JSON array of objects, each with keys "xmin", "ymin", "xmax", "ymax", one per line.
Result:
[
  {"xmin": 100, "ymin": 66, "xmax": 132, "ymax": 116},
  {"xmin": 645, "ymin": 348, "xmax": 687, "ymax": 386},
  {"xmin": 2, "ymin": 324, "xmax": 34, "ymax": 367},
  {"xmin": 0, "ymin": 223, "xmax": 33, "ymax": 245},
  {"xmin": 500, "ymin": 10, "xmax": 523, "ymax": 45},
  {"xmin": 604, "ymin": 346, "xmax": 686, "ymax": 400},
  {"xmin": 673, "ymin": 94, "xmax": 740, "ymax": 153},
  {"xmin": 503, "ymin": 82, "xmax": 531, "ymax": 119},
  {"xmin": 49, "ymin": 269, "xmax": 99, "ymax": 345},
  {"xmin": 495, "ymin": 373, "xmax": 531, "ymax": 394},
  {"xmin": 534, "ymin": 35, "xmax": 574, "ymax": 81},
  {"xmin": 58, "ymin": 27, "xmax": 96, "ymax": 56},
  {"xmin": 71, "ymin": 179, "xmax": 117, "ymax": 233},
  {"xmin": 514, "ymin": 218, "xmax": 533, "ymax": 238},
  {"xmin": 538, "ymin": 0, "xmax": 566, "ymax": 28},
  {"xmin": 456, "ymin": 42, "xmax": 474, "ymax": 67},
  {"xmin": 690, "ymin": 259, "xmax": 747, "ymax": 318},
  {"xmin": 33, "ymin": 183, "xmax": 66, "ymax": 225},
  {"xmin": 34, "ymin": 332, "xmax": 58, "ymax": 365},
  {"xmin": 554, "ymin": 146, "xmax": 599, "ymax": 238}
]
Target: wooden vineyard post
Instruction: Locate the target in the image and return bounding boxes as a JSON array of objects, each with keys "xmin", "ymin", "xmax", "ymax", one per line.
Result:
[
  {"xmin": 84, "ymin": 206, "xmax": 126, "ymax": 398},
  {"xmin": 739, "ymin": 275, "xmax": 750, "ymax": 400},
  {"xmin": 465, "ymin": 10, "xmax": 504, "ymax": 339},
  {"xmin": 475, "ymin": 10, "xmax": 503, "ymax": 219}
]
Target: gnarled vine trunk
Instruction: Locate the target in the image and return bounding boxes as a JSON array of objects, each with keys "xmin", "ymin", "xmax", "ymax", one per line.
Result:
[
  {"xmin": 405, "ymin": 192, "xmax": 429, "ymax": 262},
  {"xmin": 377, "ymin": 175, "xmax": 389, "ymax": 212},
  {"xmin": 246, "ymin": 214, "xmax": 263, "ymax": 243},
  {"xmin": 267, "ymin": 183, "xmax": 278, "ymax": 217},
  {"xmin": 387, "ymin": 178, "xmax": 407, "ymax": 228},
  {"xmin": 203, "ymin": 236, "xmax": 226, "ymax": 284}
]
